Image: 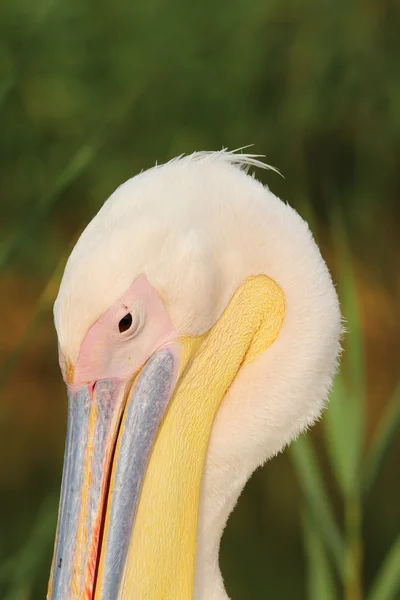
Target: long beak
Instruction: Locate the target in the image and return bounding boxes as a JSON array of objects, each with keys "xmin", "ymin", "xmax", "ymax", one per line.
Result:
[
  {"xmin": 47, "ymin": 347, "xmax": 181, "ymax": 600},
  {"xmin": 47, "ymin": 275, "xmax": 285, "ymax": 600}
]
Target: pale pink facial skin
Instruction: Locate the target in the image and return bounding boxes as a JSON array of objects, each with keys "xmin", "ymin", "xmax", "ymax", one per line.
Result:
[{"xmin": 59, "ymin": 274, "xmax": 178, "ymax": 388}]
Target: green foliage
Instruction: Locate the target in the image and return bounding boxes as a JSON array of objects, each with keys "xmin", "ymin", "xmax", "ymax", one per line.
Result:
[
  {"xmin": 290, "ymin": 437, "xmax": 345, "ymax": 575},
  {"xmin": 0, "ymin": 496, "xmax": 57, "ymax": 600},
  {"xmin": 290, "ymin": 218, "xmax": 400, "ymax": 599},
  {"xmin": 1, "ymin": 0, "xmax": 400, "ymax": 272},
  {"xmin": 368, "ymin": 537, "xmax": 400, "ymax": 600},
  {"xmin": 0, "ymin": 0, "xmax": 399, "ymax": 598},
  {"xmin": 363, "ymin": 383, "xmax": 400, "ymax": 498},
  {"xmin": 303, "ymin": 510, "xmax": 338, "ymax": 600}
]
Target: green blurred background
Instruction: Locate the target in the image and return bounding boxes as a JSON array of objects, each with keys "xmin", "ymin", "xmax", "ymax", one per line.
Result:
[{"xmin": 0, "ymin": 0, "xmax": 399, "ymax": 598}]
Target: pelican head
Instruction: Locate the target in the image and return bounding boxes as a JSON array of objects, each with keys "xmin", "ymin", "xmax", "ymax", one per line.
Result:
[{"xmin": 47, "ymin": 151, "xmax": 341, "ymax": 600}]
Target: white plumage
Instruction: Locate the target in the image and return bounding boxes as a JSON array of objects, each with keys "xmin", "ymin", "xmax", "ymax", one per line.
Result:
[{"xmin": 53, "ymin": 150, "xmax": 341, "ymax": 599}]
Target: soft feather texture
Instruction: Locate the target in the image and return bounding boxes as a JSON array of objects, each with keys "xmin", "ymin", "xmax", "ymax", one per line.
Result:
[{"xmin": 54, "ymin": 150, "xmax": 342, "ymax": 600}]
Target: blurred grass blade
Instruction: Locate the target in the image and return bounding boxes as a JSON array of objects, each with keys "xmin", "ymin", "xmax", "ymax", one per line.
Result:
[
  {"xmin": 0, "ymin": 495, "xmax": 58, "ymax": 598},
  {"xmin": 331, "ymin": 200, "xmax": 365, "ymax": 403},
  {"xmin": 328, "ymin": 209, "xmax": 366, "ymax": 599},
  {"xmin": 324, "ymin": 209, "xmax": 365, "ymax": 496},
  {"xmin": 363, "ymin": 379, "xmax": 400, "ymax": 496},
  {"xmin": 0, "ymin": 132, "xmax": 106, "ymax": 273},
  {"xmin": 0, "ymin": 91, "xmax": 140, "ymax": 274},
  {"xmin": 324, "ymin": 373, "xmax": 355, "ymax": 495},
  {"xmin": 367, "ymin": 537, "xmax": 400, "ymax": 600},
  {"xmin": 303, "ymin": 510, "xmax": 338, "ymax": 600},
  {"xmin": 289, "ymin": 436, "xmax": 345, "ymax": 577}
]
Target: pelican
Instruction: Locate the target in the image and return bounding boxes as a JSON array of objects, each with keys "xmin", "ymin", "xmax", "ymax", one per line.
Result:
[{"xmin": 47, "ymin": 151, "xmax": 341, "ymax": 600}]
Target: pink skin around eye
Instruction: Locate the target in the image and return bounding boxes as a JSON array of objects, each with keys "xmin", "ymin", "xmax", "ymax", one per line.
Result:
[{"xmin": 60, "ymin": 274, "xmax": 178, "ymax": 388}]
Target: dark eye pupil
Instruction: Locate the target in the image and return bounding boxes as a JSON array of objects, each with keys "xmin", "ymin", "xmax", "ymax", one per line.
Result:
[{"xmin": 119, "ymin": 313, "xmax": 133, "ymax": 333}]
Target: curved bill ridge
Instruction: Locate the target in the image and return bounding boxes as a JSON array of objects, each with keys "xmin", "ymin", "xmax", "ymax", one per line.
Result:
[
  {"xmin": 47, "ymin": 347, "xmax": 179, "ymax": 600},
  {"xmin": 97, "ymin": 349, "xmax": 177, "ymax": 598}
]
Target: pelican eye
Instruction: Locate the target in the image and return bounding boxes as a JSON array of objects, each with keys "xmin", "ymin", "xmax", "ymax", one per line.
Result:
[{"xmin": 119, "ymin": 313, "xmax": 133, "ymax": 333}]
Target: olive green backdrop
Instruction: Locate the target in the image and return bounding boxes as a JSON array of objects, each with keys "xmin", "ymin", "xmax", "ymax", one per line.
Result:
[{"xmin": 0, "ymin": 0, "xmax": 399, "ymax": 598}]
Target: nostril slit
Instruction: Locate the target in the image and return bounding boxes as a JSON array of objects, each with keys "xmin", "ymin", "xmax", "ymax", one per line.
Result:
[{"xmin": 119, "ymin": 313, "xmax": 132, "ymax": 333}]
